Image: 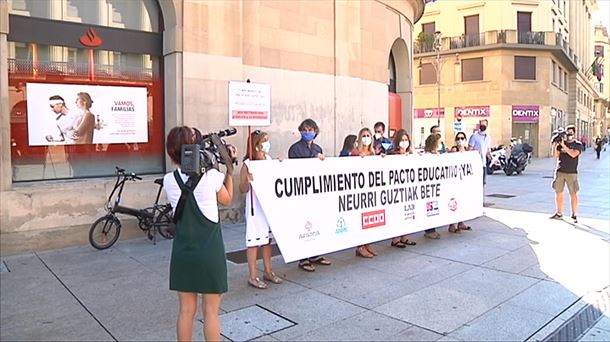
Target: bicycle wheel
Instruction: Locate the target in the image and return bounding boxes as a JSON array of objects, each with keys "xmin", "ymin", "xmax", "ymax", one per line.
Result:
[
  {"xmin": 89, "ymin": 214, "xmax": 121, "ymax": 250},
  {"xmin": 154, "ymin": 205, "xmax": 175, "ymax": 239}
]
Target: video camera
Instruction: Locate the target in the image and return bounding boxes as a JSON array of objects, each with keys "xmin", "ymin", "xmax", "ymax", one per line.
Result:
[
  {"xmin": 551, "ymin": 127, "xmax": 567, "ymax": 144},
  {"xmin": 181, "ymin": 127, "xmax": 238, "ymax": 176}
]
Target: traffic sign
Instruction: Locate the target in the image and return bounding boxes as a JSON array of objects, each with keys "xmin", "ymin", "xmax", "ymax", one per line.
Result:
[{"xmin": 456, "ymin": 112, "xmax": 462, "ymax": 122}]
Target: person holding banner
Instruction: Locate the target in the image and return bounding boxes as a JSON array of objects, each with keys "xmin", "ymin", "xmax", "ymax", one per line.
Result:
[
  {"xmin": 163, "ymin": 126, "xmax": 234, "ymax": 342},
  {"xmin": 339, "ymin": 134, "xmax": 357, "ymax": 157},
  {"xmin": 423, "ymin": 133, "xmax": 442, "ymax": 240},
  {"xmin": 240, "ymin": 130, "xmax": 283, "ymax": 289},
  {"xmin": 387, "ymin": 129, "xmax": 418, "ymax": 248},
  {"xmin": 448, "ymin": 132, "xmax": 473, "ymax": 233},
  {"xmin": 288, "ymin": 119, "xmax": 332, "ymax": 272},
  {"xmin": 351, "ymin": 127, "xmax": 380, "ymax": 257}
]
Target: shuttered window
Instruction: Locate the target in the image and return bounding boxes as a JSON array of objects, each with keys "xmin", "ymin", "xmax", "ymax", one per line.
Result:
[
  {"xmin": 514, "ymin": 56, "xmax": 536, "ymax": 80},
  {"xmin": 461, "ymin": 58, "xmax": 483, "ymax": 81}
]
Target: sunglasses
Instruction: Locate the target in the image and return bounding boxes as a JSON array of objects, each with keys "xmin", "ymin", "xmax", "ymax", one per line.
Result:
[{"xmin": 456, "ymin": 137, "xmax": 466, "ymax": 141}]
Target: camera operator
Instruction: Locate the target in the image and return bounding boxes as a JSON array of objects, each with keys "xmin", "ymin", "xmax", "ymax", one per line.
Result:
[
  {"xmin": 550, "ymin": 124, "xmax": 583, "ymax": 223},
  {"xmin": 162, "ymin": 126, "xmax": 234, "ymax": 341}
]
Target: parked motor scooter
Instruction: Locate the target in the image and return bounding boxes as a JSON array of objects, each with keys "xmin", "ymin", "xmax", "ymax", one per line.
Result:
[
  {"xmin": 504, "ymin": 143, "xmax": 533, "ymax": 176},
  {"xmin": 486, "ymin": 145, "xmax": 506, "ymax": 175}
]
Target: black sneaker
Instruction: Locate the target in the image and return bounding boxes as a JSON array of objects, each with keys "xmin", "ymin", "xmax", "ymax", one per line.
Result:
[
  {"xmin": 549, "ymin": 213, "xmax": 563, "ymax": 219},
  {"xmin": 571, "ymin": 215, "xmax": 578, "ymax": 223}
]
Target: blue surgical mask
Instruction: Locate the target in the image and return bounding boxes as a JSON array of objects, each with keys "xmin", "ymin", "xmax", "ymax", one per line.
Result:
[{"xmin": 301, "ymin": 131, "xmax": 316, "ymax": 142}]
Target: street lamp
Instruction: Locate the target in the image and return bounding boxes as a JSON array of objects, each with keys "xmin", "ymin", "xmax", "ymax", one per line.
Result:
[
  {"xmin": 433, "ymin": 31, "xmax": 442, "ymax": 129},
  {"xmin": 418, "ymin": 31, "xmax": 458, "ymax": 141}
]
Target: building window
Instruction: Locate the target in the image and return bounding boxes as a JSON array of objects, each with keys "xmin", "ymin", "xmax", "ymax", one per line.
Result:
[
  {"xmin": 8, "ymin": 1, "xmax": 163, "ymax": 182},
  {"xmin": 552, "ymin": 61, "xmax": 557, "ymax": 84},
  {"xmin": 461, "ymin": 57, "xmax": 483, "ymax": 81},
  {"xmin": 419, "ymin": 63, "xmax": 436, "ymax": 85},
  {"xmin": 514, "ymin": 56, "xmax": 536, "ymax": 80},
  {"xmin": 422, "ymin": 22, "xmax": 436, "ymax": 35},
  {"xmin": 564, "ymin": 71, "xmax": 568, "ymax": 90},
  {"xmin": 595, "ymin": 45, "xmax": 604, "ymax": 57},
  {"xmin": 10, "ymin": 0, "xmax": 158, "ymax": 32},
  {"xmin": 464, "ymin": 15, "xmax": 480, "ymax": 47}
]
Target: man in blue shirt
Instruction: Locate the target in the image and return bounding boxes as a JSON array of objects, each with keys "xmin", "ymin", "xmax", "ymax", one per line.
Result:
[
  {"xmin": 468, "ymin": 119, "xmax": 492, "ymax": 185},
  {"xmin": 288, "ymin": 119, "xmax": 331, "ymax": 272}
]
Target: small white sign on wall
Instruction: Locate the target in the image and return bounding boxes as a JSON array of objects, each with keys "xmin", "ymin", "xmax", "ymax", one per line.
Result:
[{"xmin": 228, "ymin": 81, "xmax": 271, "ymax": 126}]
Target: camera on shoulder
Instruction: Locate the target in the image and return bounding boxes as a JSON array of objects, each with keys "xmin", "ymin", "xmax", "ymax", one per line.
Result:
[
  {"xmin": 181, "ymin": 127, "xmax": 238, "ymax": 177},
  {"xmin": 551, "ymin": 127, "xmax": 567, "ymax": 144}
]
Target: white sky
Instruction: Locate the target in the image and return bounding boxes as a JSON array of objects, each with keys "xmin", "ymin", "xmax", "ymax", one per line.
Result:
[{"xmin": 593, "ymin": 0, "xmax": 610, "ymax": 29}]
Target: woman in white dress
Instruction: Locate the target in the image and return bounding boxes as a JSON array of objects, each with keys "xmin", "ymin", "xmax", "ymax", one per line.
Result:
[{"xmin": 239, "ymin": 130, "xmax": 283, "ymax": 289}]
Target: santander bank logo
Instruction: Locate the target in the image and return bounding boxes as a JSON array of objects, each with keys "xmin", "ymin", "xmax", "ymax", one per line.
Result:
[
  {"xmin": 80, "ymin": 28, "xmax": 103, "ymax": 47},
  {"xmin": 362, "ymin": 210, "xmax": 386, "ymax": 229}
]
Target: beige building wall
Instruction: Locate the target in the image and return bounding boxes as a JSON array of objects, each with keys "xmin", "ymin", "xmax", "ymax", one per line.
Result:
[
  {"xmin": 412, "ymin": 0, "xmax": 599, "ymax": 157},
  {"xmin": 594, "ymin": 24, "xmax": 610, "ymax": 136},
  {"xmin": 0, "ymin": 0, "xmax": 425, "ymax": 255}
]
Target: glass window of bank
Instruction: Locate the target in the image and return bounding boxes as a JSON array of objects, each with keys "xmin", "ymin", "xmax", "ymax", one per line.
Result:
[{"xmin": 7, "ymin": 0, "xmax": 164, "ymax": 182}]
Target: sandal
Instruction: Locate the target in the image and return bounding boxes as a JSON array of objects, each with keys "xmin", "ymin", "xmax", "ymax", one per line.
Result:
[
  {"xmin": 355, "ymin": 246, "xmax": 373, "ymax": 258},
  {"xmin": 310, "ymin": 256, "xmax": 332, "ymax": 266},
  {"xmin": 457, "ymin": 222, "xmax": 471, "ymax": 231},
  {"xmin": 298, "ymin": 260, "xmax": 315, "ymax": 272},
  {"xmin": 391, "ymin": 239, "xmax": 406, "ymax": 248},
  {"xmin": 424, "ymin": 231, "xmax": 441, "ymax": 239},
  {"xmin": 248, "ymin": 277, "xmax": 268, "ymax": 289},
  {"xmin": 400, "ymin": 238, "xmax": 416, "ymax": 246},
  {"xmin": 365, "ymin": 244, "xmax": 378, "ymax": 256},
  {"xmin": 263, "ymin": 272, "xmax": 283, "ymax": 284},
  {"xmin": 448, "ymin": 224, "xmax": 461, "ymax": 233}
]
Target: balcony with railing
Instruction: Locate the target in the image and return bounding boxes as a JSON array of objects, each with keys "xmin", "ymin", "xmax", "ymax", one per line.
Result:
[
  {"xmin": 414, "ymin": 30, "xmax": 581, "ymax": 71},
  {"xmin": 7, "ymin": 59, "xmax": 153, "ymax": 81}
]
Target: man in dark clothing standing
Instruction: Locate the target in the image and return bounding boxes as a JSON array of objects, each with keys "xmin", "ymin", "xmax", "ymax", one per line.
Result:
[
  {"xmin": 288, "ymin": 118, "xmax": 332, "ymax": 272},
  {"xmin": 550, "ymin": 125, "xmax": 584, "ymax": 223}
]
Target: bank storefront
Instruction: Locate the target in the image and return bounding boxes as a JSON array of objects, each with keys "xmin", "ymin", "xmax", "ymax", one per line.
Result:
[{"xmin": 0, "ymin": 0, "xmax": 426, "ymax": 255}]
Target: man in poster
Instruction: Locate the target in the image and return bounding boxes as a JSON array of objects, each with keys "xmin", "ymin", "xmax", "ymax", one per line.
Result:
[{"xmin": 45, "ymin": 95, "xmax": 75, "ymax": 144}]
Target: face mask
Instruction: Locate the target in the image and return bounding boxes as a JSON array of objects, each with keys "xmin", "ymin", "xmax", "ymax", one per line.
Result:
[
  {"xmin": 399, "ymin": 141, "xmax": 410, "ymax": 149},
  {"xmin": 374, "ymin": 132, "xmax": 382, "ymax": 140},
  {"xmin": 457, "ymin": 139, "xmax": 466, "ymax": 146},
  {"xmin": 261, "ymin": 141, "xmax": 271, "ymax": 153},
  {"xmin": 301, "ymin": 131, "xmax": 316, "ymax": 142},
  {"xmin": 479, "ymin": 125, "xmax": 487, "ymax": 132},
  {"xmin": 361, "ymin": 137, "xmax": 372, "ymax": 146}
]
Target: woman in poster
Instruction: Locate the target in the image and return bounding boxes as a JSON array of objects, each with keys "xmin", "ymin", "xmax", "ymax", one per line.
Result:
[{"xmin": 71, "ymin": 92, "xmax": 95, "ymax": 144}]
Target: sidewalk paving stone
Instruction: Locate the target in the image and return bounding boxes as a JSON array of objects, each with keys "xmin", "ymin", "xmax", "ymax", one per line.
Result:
[{"xmin": 1, "ymin": 153, "xmax": 608, "ymax": 341}]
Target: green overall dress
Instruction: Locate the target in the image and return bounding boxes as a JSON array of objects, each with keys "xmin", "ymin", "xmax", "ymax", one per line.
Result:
[{"xmin": 169, "ymin": 171, "xmax": 228, "ymax": 293}]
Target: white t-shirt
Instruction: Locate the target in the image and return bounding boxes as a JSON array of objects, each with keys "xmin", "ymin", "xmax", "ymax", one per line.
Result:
[{"xmin": 163, "ymin": 168, "xmax": 225, "ymax": 223}]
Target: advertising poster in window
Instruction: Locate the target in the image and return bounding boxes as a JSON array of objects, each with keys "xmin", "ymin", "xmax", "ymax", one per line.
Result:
[{"xmin": 26, "ymin": 83, "xmax": 149, "ymax": 146}]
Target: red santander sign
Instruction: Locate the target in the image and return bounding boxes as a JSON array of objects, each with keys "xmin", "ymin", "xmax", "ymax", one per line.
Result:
[{"xmin": 80, "ymin": 28, "xmax": 103, "ymax": 47}]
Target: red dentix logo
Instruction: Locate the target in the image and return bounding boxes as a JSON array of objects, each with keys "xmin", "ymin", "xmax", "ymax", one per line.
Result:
[
  {"xmin": 362, "ymin": 210, "xmax": 386, "ymax": 229},
  {"xmin": 80, "ymin": 28, "xmax": 103, "ymax": 47}
]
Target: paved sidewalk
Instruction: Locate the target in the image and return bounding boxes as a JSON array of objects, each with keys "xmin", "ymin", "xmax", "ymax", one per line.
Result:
[{"xmin": 1, "ymin": 149, "xmax": 608, "ymax": 341}]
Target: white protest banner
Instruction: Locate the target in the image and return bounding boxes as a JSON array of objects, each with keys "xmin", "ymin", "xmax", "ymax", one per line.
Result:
[
  {"xmin": 228, "ymin": 81, "xmax": 271, "ymax": 126},
  {"xmin": 249, "ymin": 152, "xmax": 483, "ymax": 262},
  {"xmin": 26, "ymin": 82, "xmax": 148, "ymax": 146}
]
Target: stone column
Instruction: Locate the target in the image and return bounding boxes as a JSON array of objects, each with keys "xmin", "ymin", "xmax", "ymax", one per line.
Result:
[{"xmin": 0, "ymin": 1, "xmax": 11, "ymax": 191}]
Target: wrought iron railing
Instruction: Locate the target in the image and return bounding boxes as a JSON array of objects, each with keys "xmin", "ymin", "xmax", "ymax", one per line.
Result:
[
  {"xmin": 414, "ymin": 30, "xmax": 580, "ymax": 69},
  {"xmin": 7, "ymin": 59, "xmax": 153, "ymax": 80}
]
